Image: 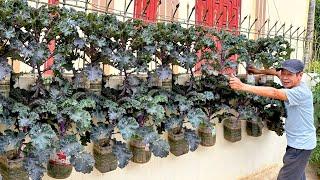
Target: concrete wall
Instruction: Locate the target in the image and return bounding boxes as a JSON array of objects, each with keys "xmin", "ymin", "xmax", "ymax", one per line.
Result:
[{"xmin": 42, "ymin": 121, "xmax": 287, "ymax": 180}]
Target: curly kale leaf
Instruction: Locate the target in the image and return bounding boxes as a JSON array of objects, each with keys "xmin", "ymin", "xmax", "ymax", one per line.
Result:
[
  {"xmin": 0, "ymin": 117, "xmax": 14, "ymax": 127},
  {"xmin": 156, "ymin": 66, "xmax": 172, "ymax": 80},
  {"xmin": 18, "ymin": 112, "xmax": 39, "ymax": 127},
  {"xmin": 73, "ymin": 38, "xmax": 85, "ymax": 49},
  {"xmin": 101, "ymin": 99, "xmax": 118, "ymax": 109},
  {"xmin": 174, "ymin": 95, "xmax": 193, "ymax": 113},
  {"xmin": 149, "ymin": 138, "xmax": 169, "ymax": 158},
  {"xmin": 29, "ymin": 124, "xmax": 56, "ymax": 150},
  {"xmin": 146, "ymin": 104, "xmax": 165, "ymax": 125},
  {"xmin": 90, "ymin": 123, "xmax": 113, "ymax": 143},
  {"xmin": 184, "ymin": 129, "xmax": 200, "ymax": 152},
  {"xmin": 203, "ymin": 91, "xmax": 215, "ymax": 101},
  {"xmin": 79, "ymin": 98, "xmax": 96, "ymax": 109},
  {"xmin": 153, "ymin": 94, "xmax": 168, "ymax": 104},
  {"xmin": 112, "ymin": 140, "xmax": 132, "ymax": 168},
  {"xmin": 60, "ymin": 98, "xmax": 78, "ymax": 108},
  {"xmin": 164, "ymin": 116, "xmax": 183, "ymax": 131},
  {"xmin": 187, "ymin": 108, "xmax": 208, "ymax": 128},
  {"xmin": 0, "ymin": 60, "xmax": 11, "ymax": 80},
  {"xmin": 177, "ymin": 53, "xmax": 197, "ymax": 70},
  {"xmin": 70, "ymin": 152, "xmax": 95, "ymax": 174},
  {"xmin": 108, "ymin": 107, "xmax": 125, "ymax": 121},
  {"xmin": 69, "ymin": 109, "xmax": 92, "ymax": 132},
  {"xmin": 24, "ymin": 148, "xmax": 52, "ymax": 180},
  {"xmin": 12, "ymin": 103, "xmax": 30, "ymax": 117},
  {"xmin": 24, "ymin": 156, "xmax": 46, "ymax": 180},
  {"xmin": 118, "ymin": 117, "xmax": 139, "ymax": 140},
  {"xmin": 121, "ymin": 98, "xmax": 141, "ymax": 110},
  {"xmin": 92, "ymin": 108, "xmax": 106, "ymax": 122},
  {"xmin": 135, "ymin": 126, "xmax": 157, "ymax": 144},
  {"xmin": 33, "ymin": 100, "xmax": 58, "ymax": 115},
  {"xmin": 58, "ymin": 135, "xmax": 84, "ymax": 157},
  {"xmin": 238, "ymin": 106, "xmax": 258, "ymax": 121},
  {"xmin": 0, "ymin": 130, "xmax": 24, "ymax": 154}
]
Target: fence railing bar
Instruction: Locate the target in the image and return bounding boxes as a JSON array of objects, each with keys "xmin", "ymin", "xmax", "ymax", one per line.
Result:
[{"xmin": 26, "ymin": 0, "xmax": 314, "ymax": 64}]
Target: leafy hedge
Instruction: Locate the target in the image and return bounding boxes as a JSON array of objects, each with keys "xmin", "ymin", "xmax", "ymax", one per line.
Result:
[{"xmin": 310, "ymin": 81, "xmax": 320, "ymax": 176}]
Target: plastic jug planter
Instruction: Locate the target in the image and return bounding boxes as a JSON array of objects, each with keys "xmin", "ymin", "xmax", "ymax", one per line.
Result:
[
  {"xmin": 0, "ymin": 150, "xmax": 29, "ymax": 180},
  {"xmin": 265, "ymin": 119, "xmax": 276, "ymax": 131},
  {"xmin": 89, "ymin": 79, "xmax": 102, "ymax": 95},
  {"xmin": 0, "ymin": 76, "xmax": 10, "ymax": 98},
  {"xmin": 246, "ymin": 74, "xmax": 257, "ymax": 85},
  {"xmin": 161, "ymin": 78, "xmax": 172, "ymax": 91},
  {"xmin": 198, "ymin": 124, "xmax": 216, "ymax": 147},
  {"xmin": 258, "ymin": 75, "xmax": 274, "ymax": 86},
  {"xmin": 223, "ymin": 118, "xmax": 241, "ymax": 142},
  {"xmin": 129, "ymin": 138, "xmax": 151, "ymax": 163},
  {"xmin": 246, "ymin": 119, "xmax": 264, "ymax": 137},
  {"xmin": 168, "ymin": 128, "xmax": 189, "ymax": 156},
  {"xmin": 47, "ymin": 152, "xmax": 72, "ymax": 179},
  {"xmin": 93, "ymin": 139, "xmax": 117, "ymax": 173}
]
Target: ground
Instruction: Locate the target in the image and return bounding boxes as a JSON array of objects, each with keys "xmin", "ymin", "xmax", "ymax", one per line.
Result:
[{"xmin": 239, "ymin": 164, "xmax": 319, "ymax": 180}]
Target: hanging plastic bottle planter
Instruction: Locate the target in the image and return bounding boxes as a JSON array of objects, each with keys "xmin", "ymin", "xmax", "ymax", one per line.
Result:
[
  {"xmin": 93, "ymin": 139, "xmax": 118, "ymax": 173},
  {"xmin": 223, "ymin": 117, "xmax": 241, "ymax": 143},
  {"xmin": 0, "ymin": 76, "xmax": 10, "ymax": 98},
  {"xmin": 246, "ymin": 118, "xmax": 264, "ymax": 137},
  {"xmin": 47, "ymin": 152, "xmax": 73, "ymax": 179},
  {"xmin": 198, "ymin": 123, "xmax": 216, "ymax": 147},
  {"xmin": 168, "ymin": 128, "xmax": 189, "ymax": 156},
  {"xmin": 0, "ymin": 150, "xmax": 29, "ymax": 180},
  {"xmin": 129, "ymin": 138, "xmax": 151, "ymax": 163}
]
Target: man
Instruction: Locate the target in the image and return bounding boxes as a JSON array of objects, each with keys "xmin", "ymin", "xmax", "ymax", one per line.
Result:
[{"xmin": 229, "ymin": 59, "xmax": 316, "ymax": 180}]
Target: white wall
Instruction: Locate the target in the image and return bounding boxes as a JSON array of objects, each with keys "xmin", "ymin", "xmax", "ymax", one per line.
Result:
[{"xmin": 43, "ymin": 120, "xmax": 287, "ymax": 180}]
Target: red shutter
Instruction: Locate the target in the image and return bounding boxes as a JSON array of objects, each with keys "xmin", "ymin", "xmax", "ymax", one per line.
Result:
[
  {"xmin": 217, "ymin": 0, "xmax": 227, "ymax": 28},
  {"xmin": 48, "ymin": 0, "xmax": 59, "ymax": 5},
  {"xmin": 211, "ymin": 0, "xmax": 241, "ymax": 30},
  {"xmin": 44, "ymin": 0, "xmax": 59, "ymax": 76},
  {"xmin": 195, "ymin": 0, "xmax": 214, "ymax": 26},
  {"xmin": 229, "ymin": 0, "xmax": 241, "ymax": 29},
  {"xmin": 134, "ymin": 0, "xmax": 158, "ymax": 22},
  {"xmin": 195, "ymin": 0, "xmax": 241, "ymax": 74}
]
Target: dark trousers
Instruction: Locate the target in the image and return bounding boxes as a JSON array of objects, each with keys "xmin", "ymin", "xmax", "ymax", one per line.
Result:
[{"xmin": 277, "ymin": 146, "xmax": 312, "ymax": 180}]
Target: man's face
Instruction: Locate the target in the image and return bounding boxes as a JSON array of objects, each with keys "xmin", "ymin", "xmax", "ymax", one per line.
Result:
[{"xmin": 279, "ymin": 69, "xmax": 303, "ymax": 88}]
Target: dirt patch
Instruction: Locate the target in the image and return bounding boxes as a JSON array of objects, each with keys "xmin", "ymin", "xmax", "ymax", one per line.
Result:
[{"xmin": 238, "ymin": 163, "xmax": 319, "ymax": 180}]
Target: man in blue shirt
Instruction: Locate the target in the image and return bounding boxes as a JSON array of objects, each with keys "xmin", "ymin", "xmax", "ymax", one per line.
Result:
[{"xmin": 229, "ymin": 59, "xmax": 316, "ymax": 180}]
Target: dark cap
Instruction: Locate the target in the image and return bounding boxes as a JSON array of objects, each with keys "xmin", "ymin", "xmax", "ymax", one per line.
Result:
[{"xmin": 277, "ymin": 59, "xmax": 304, "ymax": 73}]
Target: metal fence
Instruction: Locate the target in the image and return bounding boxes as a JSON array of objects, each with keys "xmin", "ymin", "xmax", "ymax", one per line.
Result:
[{"xmin": 26, "ymin": 0, "xmax": 318, "ymax": 73}]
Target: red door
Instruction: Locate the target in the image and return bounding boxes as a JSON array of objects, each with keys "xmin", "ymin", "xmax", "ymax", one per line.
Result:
[
  {"xmin": 195, "ymin": 0, "xmax": 241, "ymax": 74},
  {"xmin": 196, "ymin": 0, "xmax": 240, "ymax": 30},
  {"xmin": 134, "ymin": 0, "xmax": 158, "ymax": 22}
]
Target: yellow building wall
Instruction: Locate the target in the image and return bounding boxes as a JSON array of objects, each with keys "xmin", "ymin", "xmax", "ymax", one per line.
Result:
[{"xmin": 241, "ymin": 0, "xmax": 309, "ymax": 60}]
